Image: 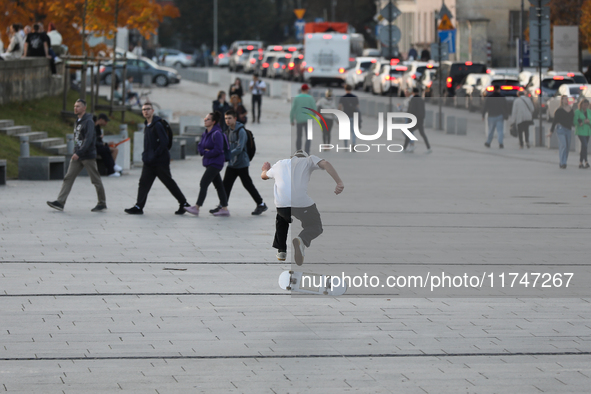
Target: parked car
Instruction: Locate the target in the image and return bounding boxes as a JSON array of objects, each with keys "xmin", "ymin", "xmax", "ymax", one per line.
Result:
[
  {"xmin": 257, "ymin": 53, "xmax": 278, "ymax": 77},
  {"xmin": 430, "ymin": 61, "xmax": 488, "ymax": 102},
  {"xmin": 214, "ymin": 52, "xmax": 230, "ymax": 67},
  {"xmin": 344, "ymin": 57, "xmax": 378, "ymax": 90},
  {"xmin": 363, "ymin": 59, "xmax": 389, "ymax": 92},
  {"xmin": 546, "ymin": 84, "xmax": 590, "ymax": 121},
  {"xmin": 525, "ymin": 74, "xmax": 575, "ymax": 111},
  {"xmin": 282, "ymin": 53, "xmax": 304, "ymax": 80},
  {"xmin": 453, "ymin": 73, "xmax": 489, "ymax": 110},
  {"xmin": 243, "ymin": 51, "xmax": 264, "ymax": 73},
  {"xmin": 267, "ymin": 53, "xmax": 291, "ymax": 79},
  {"xmin": 228, "ymin": 42, "xmax": 263, "ymax": 72},
  {"xmin": 371, "ymin": 64, "xmax": 408, "ymax": 95},
  {"xmin": 156, "ymin": 48, "xmax": 193, "ymax": 68},
  {"xmin": 99, "ymin": 57, "xmax": 181, "ymax": 87},
  {"xmin": 469, "ymin": 74, "xmax": 522, "ymax": 112},
  {"xmin": 546, "ymin": 71, "xmax": 587, "ymax": 85},
  {"xmin": 399, "ymin": 61, "xmax": 438, "ymax": 97}
]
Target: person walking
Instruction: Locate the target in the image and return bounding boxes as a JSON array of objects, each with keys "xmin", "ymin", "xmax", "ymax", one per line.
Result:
[
  {"xmin": 261, "ymin": 150, "xmax": 344, "ymax": 264},
  {"xmin": 338, "ymin": 84, "xmax": 360, "ymax": 148},
  {"xmin": 483, "ymin": 85, "xmax": 508, "ymax": 149},
  {"xmin": 249, "ymin": 74, "xmax": 266, "ymax": 123},
  {"xmin": 549, "ymin": 96, "xmax": 574, "ymax": 169},
  {"xmin": 47, "ymin": 99, "xmax": 107, "ymax": 212},
  {"xmin": 94, "ymin": 113, "xmax": 122, "ymax": 177},
  {"xmin": 125, "ymin": 103, "xmax": 191, "ymax": 214},
  {"xmin": 510, "ymin": 89, "xmax": 535, "ymax": 149},
  {"xmin": 212, "ymin": 91, "xmax": 231, "ymax": 132},
  {"xmin": 184, "ymin": 112, "xmax": 230, "ymax": 217},
  {"xmin": 209, "ymin": 109, "xmax": 267, "ymax": 216},
  {"xmin": 316, "ymin": 89, "xmax": 337, "ymax": 145},
  {"xmin": 574, "ymin": 98, "xmax": 591, "ymax": 169},
  {"xmin": 290, "ymin": 84, "xmax": 317, "ymax": 153},
  {"xmin": 403, "ymin": 88, "xmax": 431, "ymax": 153},
  {"xmin": 229, "ymin": 78, "xmax": 244, "ymax": 101}
]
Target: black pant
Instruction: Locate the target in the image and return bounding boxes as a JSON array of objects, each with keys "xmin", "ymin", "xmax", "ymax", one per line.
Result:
[
  {"xmin": 197, "ymin": 166, "xmax": 227, "ymax": 207},
  {"xmin": 403, "ymin": 123, "xmax": 430, "ymax": 149},
  {"xmin": 136, "ymin": 163, "xmax": 187, "ymax": 209},
  {"xmin": 223, "ymin": 166, "xmax": 263, "ymax": 205},
  {"xmin": 579, "ymin": 135, "xmax": 589, "ymax": 162},
  {"xmin": 296, "ymin": 123, "xmax": 311, "ymax": 153},
  {"xmin": 252, "ymin": 94, "xmax": 262, "ymax": 122},
  {"xmin": 323, "ymin": 119, "xmax": 333, "ymax": 145},
  {"xmin": 96, "ymin": 144, "xmax": 115, "ymax": 175},
  {"xmin": 518, "ymin": 121, "xmax": 530, "ymax": 146},
  {"xmin": 273, "ymin": 205, "xmax": 323, "ymax": 251}
]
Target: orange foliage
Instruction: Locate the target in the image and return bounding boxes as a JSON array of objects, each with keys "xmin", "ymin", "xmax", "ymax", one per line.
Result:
[{"xmin": 0, "ymin": 0, "xmax": 179, "ymax": 55}]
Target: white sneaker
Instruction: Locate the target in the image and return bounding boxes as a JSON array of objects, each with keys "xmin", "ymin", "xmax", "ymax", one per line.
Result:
[
  {"xmin": 113, "ymin": 164, "xmax": 123, "ymax": 172},
  {"xmin": 108, "ymin": 172, "xmax": 121, "ymax": 177},
  {"xmin": 292, "ymin": 237, "xmax": 305, "ymax": 266},
  {"xmin": 276, "ymin": 251, "xmax": 287, "ymax": 261}
]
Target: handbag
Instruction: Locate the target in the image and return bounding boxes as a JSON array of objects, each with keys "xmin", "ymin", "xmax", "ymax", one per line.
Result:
[{"xmin": 510, "ymin": 123, "xmax": 518, "ymax": 137}]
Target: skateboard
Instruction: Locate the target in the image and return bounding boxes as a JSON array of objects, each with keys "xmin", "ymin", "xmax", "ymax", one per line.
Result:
[{"xmin": 278, "ymin": 270, "xmax": 347, "ymax": 296}]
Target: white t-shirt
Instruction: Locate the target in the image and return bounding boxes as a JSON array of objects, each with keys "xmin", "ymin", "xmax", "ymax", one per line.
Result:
[
  {"xmin": 249, "ymin": 80, "xmax": 267, "ymax": 95},
  {"xmin": 266, "ymin": 155, "xmax": 324, "ymax": 208}
]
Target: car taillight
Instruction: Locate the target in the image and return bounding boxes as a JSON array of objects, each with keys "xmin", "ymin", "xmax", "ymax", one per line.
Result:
[
  {"xmin": 307, "ymin": 67, "xmax": 314, "ymax": 73},
  {"xmin": 218, "ymin": 54, "xmax": 224, "ymax": 58},
  {"xmin": 262, "ymin": 62, "xmax": 269, "ymax": 68},
  {"xmin": 356, "ymin": 69, "xmax": 362, "ymax": 75},
  {"xmin": 535, "ymin": 88, "xmax": 541, "ymax": 95},
  {"xmin": 501, "ymin": 86, "xmax": 516, "ymax": 90},
  {"xmin": 390, "ymin": 59, "xmax": 399, "ymax": 65},
  {"xmin": 371, "ymin": 59, "xmax": 377, "ymax": 63},
  {"xmin": 567, "ymin": 72, "xmax": 575, "ymax": 77},
  {"xmin": 486, "ymin": 69, "xmax": 491, "ymax": 74},
  {"xmin": 426, "ymin": 64, "xmax": 434, "ymax": 69},
  {"xmin": 465, "ymin": 61, "xmax": 473, "ymax": 66},
  {"xmin": 486, "ymin": 86, "xmax": 494, "ymax": 92},
  {"xmin": 237, "ymin": 49, "xmax": 243, "ymax": 55},
  {"xmin": 247, "ymin": 45, "xmax": 254, "ymax": 50},
  {"xmin": 553, "ymin": 76, "xmax": 564, "ymax": 80},
  {"xmin": 288, "ymin": 62, "xmax": 294, "ymax": 69},
  {"xmin": 580, "ymin": 86, "xmax": 586, "ymax": 90},
  {"xmin": 298, "ymin": 54, "xmax": 304, "ymax": 59},
  {"xmin": 323, "ymin": 34, "xmax": 332, "ymax": 39},
  {"xmin": 99, "ymin": 66, "xmax": 105, "ymax": 73},
  {"xmin": 250, "ymin": 59, "xmax": 256, "ymax": 64},
  {"xmin": 519, "ymin": 87, "xmax": 524, "ymax": 91},
  {"xmin": 282, "ymin": 65, "xmax": 286, "ymax": 69},
  {"xmin": 349, "ymin": 57, "xmax": 354, "ymax": 62},
  {"xmin": 273, "ymin": 62, "xmax": 279, "ymax": 68},
  {"xmin": 288, "ymin": 47, "xmax": 296, "ymax": 52},
  {"xmin": 446, "ymin": 77, "xmax": 452, "ymax": 88},
  {"xmin": 285, "ymin": 54, "xmax": 292, "ymax": 59},
  {"xmin": 427, "ymin": 81, "xmax": 433, "ymax": 88},
  {"xmin": 274, "ymin": 46, "xmax": 282, "ymax": 51},
  {"xmin": 411, "ymin": 74, "xmax": 416, "ymax": 79},
  {"xmin": 385, "ymin": 75, "xmax": 391, "ymax": 80},
  {"xmin": 338, "ymin": 68, "xmax": 345, "ymax": 74}
]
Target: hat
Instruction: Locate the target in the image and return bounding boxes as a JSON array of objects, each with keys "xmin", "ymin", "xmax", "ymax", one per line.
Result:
[
  {"xmin": 301, "ymin": 83, "xmax": 310, "ymax": 91},
  {"xmin": 292, "ymin": 149, "xmax": 309, "ymax": 158}
]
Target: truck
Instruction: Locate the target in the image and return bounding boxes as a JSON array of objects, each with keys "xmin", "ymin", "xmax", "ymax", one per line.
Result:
[{"xmin": 303, "ymin": 32, "xmax": 350, "ymax": 87}]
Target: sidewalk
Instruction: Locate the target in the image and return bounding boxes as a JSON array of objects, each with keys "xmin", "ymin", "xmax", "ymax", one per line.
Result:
[{"xmin": 1, "ymin": 78, "xmax": 590, "ymax": 393}]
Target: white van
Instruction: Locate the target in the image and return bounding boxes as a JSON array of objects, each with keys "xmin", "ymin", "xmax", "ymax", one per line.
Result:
[{"xmin": 303, "ymin": 33, "xmax": 350, "ymax": 86}]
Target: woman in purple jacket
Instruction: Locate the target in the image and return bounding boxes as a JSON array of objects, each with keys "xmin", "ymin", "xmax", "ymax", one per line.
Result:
[{"xmin": 185, "ymin": 112, "xmax": 230, "ymax": 216}]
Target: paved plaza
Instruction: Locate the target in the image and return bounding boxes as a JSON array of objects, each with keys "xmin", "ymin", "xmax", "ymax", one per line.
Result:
[{"xmin": 1, "ymin": 77, "xmax": 590, "ymax": 393}]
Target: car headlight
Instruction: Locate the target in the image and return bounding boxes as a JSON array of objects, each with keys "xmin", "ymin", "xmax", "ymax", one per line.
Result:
[{"xmin": 168, "ymin": 72, "xmax": 177, "ymax": 78}]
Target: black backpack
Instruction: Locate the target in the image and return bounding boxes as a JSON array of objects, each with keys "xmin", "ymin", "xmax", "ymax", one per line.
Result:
[
  {"xmin": 243, "ymin": 127, "xmax": 256, "ymax": 161},
  {"xmin": 158, "ymin": 119, "xmax": 174, "ymax": 150}
]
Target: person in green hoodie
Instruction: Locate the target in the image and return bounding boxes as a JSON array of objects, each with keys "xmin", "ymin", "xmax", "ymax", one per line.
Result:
[
  {"xmin": 574, "ymin": 98, "xmax": 591, "ymax": 169},
  {"xmin": 290, "ymin": 84, "xmax": 317, "ymax": 154}
]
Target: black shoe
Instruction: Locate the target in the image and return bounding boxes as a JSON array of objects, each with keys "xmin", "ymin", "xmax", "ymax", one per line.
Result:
[
  {"xmin": 499, "ymin": 144, "xmax": 504, "ymax": 149},
  {"xmin": 586, "ymin": 162, "xmax": 590, "ymax": 168},
  {"xmin": 175, "ymin": 202, "xmax": 191, "ymax": 215},
  {"xmin": 251, "ymin": 203, "xmax": 268, "ymax": 215},
  {"xmin": 124, "ymin": 205, "xmax": 144, "ymax": 215},
  {"xmin": 559, "ymin": 164, "xmax": 567, "ymax": 169},
  {"xmin": 47, "ymin": 200, "xmax": 64, "ymax": 211},
  {"xmin": 91, "ymin": 203, "xmax": 107, "ymax": 212},
  {"xmin": 484, "ymin": 142, "xmax": 490, "ymax": 148},
  {"xmin": 580, "ymin": 163, "xmax": 585, "ymax": 169},
  {"xmin": 209, "ymin": 205, "xmax": 222, "ymax": 214}
]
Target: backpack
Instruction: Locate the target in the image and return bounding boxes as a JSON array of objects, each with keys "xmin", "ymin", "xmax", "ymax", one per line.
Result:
[
  {"xmin": 243, "ymin": 127, "xmax": 256, "ymax": 161},
  {"xmin": 158, "ymin": 118, "xmax": 174, "ymax": 150}
]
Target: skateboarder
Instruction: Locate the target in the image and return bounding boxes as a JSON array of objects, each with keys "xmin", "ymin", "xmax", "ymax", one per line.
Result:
[{"xmin": 261, "ymin": 150, "xmax": 344, "ymax": 265}]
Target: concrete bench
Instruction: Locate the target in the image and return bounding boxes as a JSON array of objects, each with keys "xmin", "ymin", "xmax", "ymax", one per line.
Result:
[
  {"xmin": 174, "ymin": 135, "xmax": 199, "ymax": 156},
  {"xmin": 170, "ymin": 138, "xmax": 186, "ymax": 160},
  {"xmin": 0, "ymin": 159, "xmax": 6, "ymax": 185},
  {"xmin": 18, "ymin": 156, "xmax": 65, "ymax": 180}
]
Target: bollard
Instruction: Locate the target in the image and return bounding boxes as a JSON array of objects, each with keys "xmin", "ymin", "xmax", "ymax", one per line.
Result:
[
  {"xmin": 424, "ymin": 110, "xmax": 434, "ymax": 129},
  {"xmin": 456, "ymin": 118, "xmax": 467, "ymax": 135},
  {"xmin": 435, "ymin": 113, "xmax": 443, "ymax": 131},
  {"xmin": 446, "ymin": 116, "xmax": 456, "ymax": 134},
  {"xmin": 119, "ymin": 124, "xmax": 128, "ymax": 139},
  {"xmin": 66, "ymin": 134, "xmax": 75, "ymax": 155},
  {"xmin": 20, "ymin": 135, "xmax": 30, "ymax": 158},
  {"xmin": 535, "ymin": 125, "xmax": 545, "ymax": 147}
]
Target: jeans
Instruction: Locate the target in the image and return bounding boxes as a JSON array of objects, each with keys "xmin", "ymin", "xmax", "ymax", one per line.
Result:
[
  {"xmin": 578, "ymin": 135, "xmax": 589, "ymax": 163},
  {"xmin": 556, "ymin": 125, "xmax": 572, "ymax": 166},
  {"xmin": 251, "ymin": 94, "xmax": 262, "ymax": 122},
  {"xmin": 296, "ymin": 123, "xmax": 311, "ymax": 154},
  {"xmin": 197, "ymin": 166, "xmax": 227, "ymax": 207},
  {"xmin": 223, "ymin": 166, "xmax": 262, "ymax": 205},
  {"xmin": 273, "ymin": 205, "xmax": 323, "ymax": 252},
  {"xmin": 136, "ymin": 163, "xmax": 187, "ymax": 209},
  {"xmin": 486, "ymin": 115, "xmax": 504, "ymax": 146}
]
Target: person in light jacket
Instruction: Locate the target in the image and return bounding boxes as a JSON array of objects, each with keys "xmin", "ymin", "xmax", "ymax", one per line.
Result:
[{"xmin": 510, "ymin": 90, "xmax": 535, "ymax": 149}]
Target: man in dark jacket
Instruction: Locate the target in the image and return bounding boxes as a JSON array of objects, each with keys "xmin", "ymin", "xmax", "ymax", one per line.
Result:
[
  {"xmin": 482, "ymin": 85, "xmax": 508, "ymax": 148},
  {"xmin": 47, "ymin": 99, "xmax": 107, "ymax": 212},
  {"xmin": 125, "ymin": 103, "xmax": 190, "ymax": 215},
  {"xmin": 403, "ymin": 88, "xmax": 431, "ymax": 153}
]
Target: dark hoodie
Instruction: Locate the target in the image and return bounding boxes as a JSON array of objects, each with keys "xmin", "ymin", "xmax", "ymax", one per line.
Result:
[
  {"xmin": 74, "ymin": 113, "xmax": 97, "ymax": 160},
  {"xmin": 142, "ymin": 115, "xmax": 170, "ymax": 165}
]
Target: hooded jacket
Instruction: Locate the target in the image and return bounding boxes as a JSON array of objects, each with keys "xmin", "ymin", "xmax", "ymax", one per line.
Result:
[
  {"xmin": 74, "ymin": 113, "xmax": 97, "ymax": 160},
  {"xmin": 198, "ymin": 123, "xmax": 226, "ymax": 170},
  {"xmin": 142, "ymin": 115, "xmax": 170, "ymax": 165},
  {"xmin": 228, "ymin": 121, "xmax": 249, "ymax": 169}
]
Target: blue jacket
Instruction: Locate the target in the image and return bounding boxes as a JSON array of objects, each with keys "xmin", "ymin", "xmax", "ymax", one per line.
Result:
[
  {"xmin": 198, "ymin": 123, "xmax": 226, "ymax": 170},
  {"xmin": 142, "ymin": 115, "xmax": 170, "ymax": 166},
  {"xmin": 228, "ymin": 121, "xmax": 249, "ymax": 169}
]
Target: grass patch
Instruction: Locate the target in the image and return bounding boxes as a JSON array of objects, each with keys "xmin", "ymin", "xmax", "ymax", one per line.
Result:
[{"xmin": 0, "ymin": 90, "xmax": 144, "ymax": 179}]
